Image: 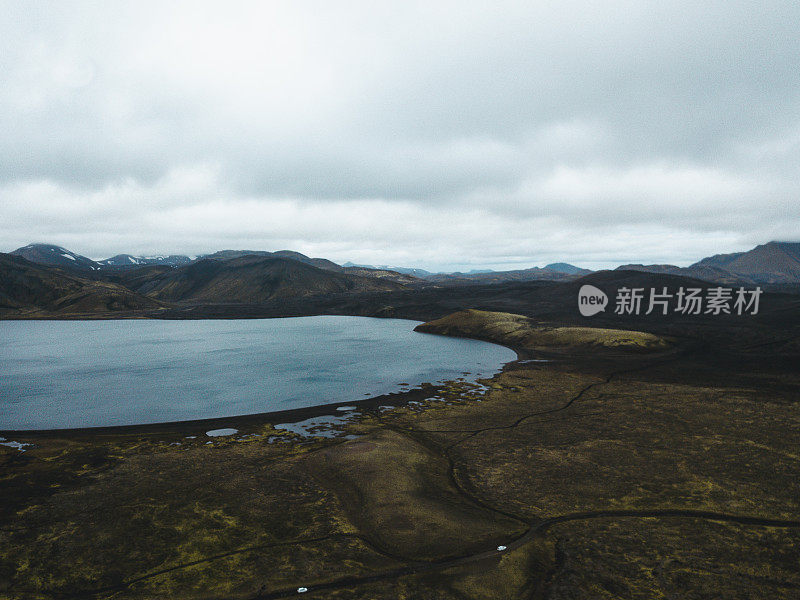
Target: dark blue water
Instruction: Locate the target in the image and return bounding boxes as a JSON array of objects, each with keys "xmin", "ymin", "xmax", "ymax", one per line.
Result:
[{"xmin": 0, "ymin": 316, "xmax": 515, "ymax": 430}]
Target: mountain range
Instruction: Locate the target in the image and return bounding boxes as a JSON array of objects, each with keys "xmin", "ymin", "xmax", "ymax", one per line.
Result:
[
  {"xmin": 8, "ymin": 244, "xmax": 590, "ymax": 284},
  {"xmin": 8, "ymin": 244, "xmax": 599, "ymax": 281},
  {"xmin": 10, "ymin": 243, "xmax": 105, "ymax": 271},
  {"xmin": 14, "ymin": 241, "xmax": 800, "ymax": 286},
  {"xmin": 2, "ymin": 241, "xmax": 799, "ymax": 317},
  {"xmin": 0, "ymin": 253, "xmax": 166, "ymax": 315},
  {"xmin": 98, "ymin": 254, "xmax": 194, "ymax": 268}
]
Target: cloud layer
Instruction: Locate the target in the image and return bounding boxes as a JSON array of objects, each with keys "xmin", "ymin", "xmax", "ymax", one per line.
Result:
[{"xmin": 2, "ymin": 1, "xmax": 799, "ymax": 269}]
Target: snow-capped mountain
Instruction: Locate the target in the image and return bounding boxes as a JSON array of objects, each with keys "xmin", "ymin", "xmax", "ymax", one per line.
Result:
[
  {"xmin": 10, "ymin": 244, "xmax": 101, "ymax": 271},
  {"xmin": 97, "ymin": 254, "xmax": 193, "ymax": 268}
]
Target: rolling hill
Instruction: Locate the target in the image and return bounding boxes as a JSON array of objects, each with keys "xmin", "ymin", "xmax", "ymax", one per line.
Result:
[
  {"xmin": 0, "ymin": 253, "xmax": 166, "ymax": 316},
  {"xmin": 129, "ymin": 255, "xmax": 406, "ymax": 303}
]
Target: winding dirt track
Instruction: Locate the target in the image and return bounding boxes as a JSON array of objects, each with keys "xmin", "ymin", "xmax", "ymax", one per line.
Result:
[
  {"xmin": 250, "ymin": 511, "xmax": 800, "ymax": 599},
  {"xmin": 253, "ymin": 348, "xmax": 800, "ymax": 598}
]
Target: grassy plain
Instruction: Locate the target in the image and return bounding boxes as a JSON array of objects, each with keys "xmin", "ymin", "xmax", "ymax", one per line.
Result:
[{"xmin": 1, "ymin": 312, "xmax": 798, "ymax": 599}]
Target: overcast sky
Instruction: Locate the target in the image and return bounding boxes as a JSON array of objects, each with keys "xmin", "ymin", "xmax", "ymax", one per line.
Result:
[{"xmin": 1, "ymin": 1, "xmax": 799, "ymax": 270}]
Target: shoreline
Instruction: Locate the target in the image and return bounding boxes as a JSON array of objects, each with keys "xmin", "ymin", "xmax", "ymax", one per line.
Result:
[
  {"xmin": 0, "ymin": 316, "xmax": 528, "ymax": 439},
  {"xmin": 0, "ymin": 379, "xmax": 478, "ymax": 439}
]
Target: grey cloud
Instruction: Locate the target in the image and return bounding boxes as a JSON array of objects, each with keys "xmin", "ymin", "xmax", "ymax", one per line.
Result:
[{"xmin": 0, "ymin": 0, "xmax": 799, "ymax": 269}]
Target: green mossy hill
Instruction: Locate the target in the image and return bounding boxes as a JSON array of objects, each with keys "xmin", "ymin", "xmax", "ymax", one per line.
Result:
[{"xmin": 414, "ymin": 309, "xmax": 671, "ymax": 352}]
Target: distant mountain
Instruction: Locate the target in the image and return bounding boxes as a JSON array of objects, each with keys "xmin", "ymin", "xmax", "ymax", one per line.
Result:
[
  {"xmin": 691, "ymin": 241, "xmax": 800, "ymax": 284},
  {"xmin": 614, "ymin": 263, "xmax": 753, "ymax": 286},
  {"xmin": 616, "ymin": 241, "xmax": 800, "ymax": 285},
  {"xmin": 343, "ymin": 262, "xmax": 434, "ymax": 278},
  {"xmin": 12, "ymin": 244, "xmax": 195, "ymax": 272},
  {"xmin": 545, "ymin": 262, "xmax": 592, "ymax": 276},
  {"xmin": 0, "ymin": 253, "xmax": 165, "ymax": 316},
  {"xmin": 384, "ymin": 266, "xmax": 433, "ymax": 277},
  {"xmin": 201, "ymin": 249, "xmax": 344, "ymax": 272},
  {"xmin": 341, "ymin": 266, "xmax": 421, "ymax": 285},
  {"xmin": 130, "ymin": 255, "xmax": 405, "ymax": 303},
  {"xmin": 692, "ymin": 251, "xmax": 746, "ymax": 270},
  {"xmin": 345, "ymin": 263, "xmax": 591, "ymax": 279},
  {"xmin": 426, "ymin": 266, "xmax": 580, "ymax": 285},
  {"xmin": 271, "ymin": 250, "xmax": 344, "ymax": 272},
  {"xmin": 10, "ymin": 243, "xmax": 100, "ymax": 271},
  {"xmin": 98, "ymin": 254, "xmax": 193, "ymax": 268}
]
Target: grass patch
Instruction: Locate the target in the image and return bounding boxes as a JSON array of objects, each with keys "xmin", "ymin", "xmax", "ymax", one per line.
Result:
[{"xmin": 415, "ymin": 309, "xmax": 672, "ymax": 352}]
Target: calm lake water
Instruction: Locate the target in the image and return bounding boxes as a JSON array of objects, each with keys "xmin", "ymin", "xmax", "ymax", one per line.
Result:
[{"xmin": 0, "ymin": 316, "xmax": 516, "ymax": 430}]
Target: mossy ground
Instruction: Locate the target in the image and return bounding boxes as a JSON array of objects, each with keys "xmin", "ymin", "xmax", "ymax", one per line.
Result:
[
  {"xmin": 414, "ymin": 309, "xmax": 672, "ymax": 351},
  {"xmin": 1, "ymin": 324, "xmax": 798, "ymax": 599}
]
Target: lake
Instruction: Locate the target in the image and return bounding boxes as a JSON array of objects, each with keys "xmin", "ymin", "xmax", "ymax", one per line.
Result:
[{"xmin": 0, "ymin": 316, "xmax": 516, "ymax": 430}]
